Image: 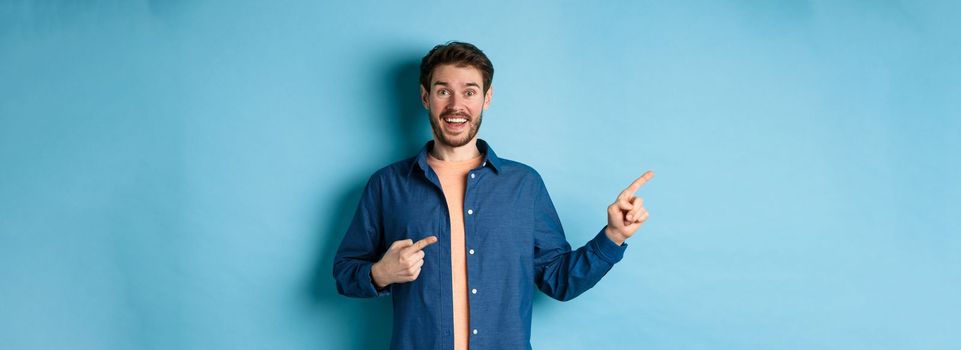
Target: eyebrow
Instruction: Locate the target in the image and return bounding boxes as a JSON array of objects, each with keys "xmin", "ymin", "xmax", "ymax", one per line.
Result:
[{"xmin": 432, "ymin": 81, "xmax": 481, "ymax": 88}]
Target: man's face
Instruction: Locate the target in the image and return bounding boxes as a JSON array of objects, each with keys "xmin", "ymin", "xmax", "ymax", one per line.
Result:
[{"xmin": 421, "ymin": 64, "xmax": 492, "ymax": 148}]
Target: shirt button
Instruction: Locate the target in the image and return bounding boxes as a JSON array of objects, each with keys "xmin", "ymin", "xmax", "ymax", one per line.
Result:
[
  {"xmin": 467, "ymin": 209, "xmax": 473, "ymax": 215},
  {"xmin": 469, "ymin": 249, "xmax": 475, "ymax": 255},
  {"xmin": 472, "ymin": 288, "xmax": 477, "ymax": 294},
  {"xmin": 473, "ymin": 329, "xmax": 478, "ymax": 335},
  {"xmin": 470, "ymin": 173, "xmax": 475, "ymax": 179}
]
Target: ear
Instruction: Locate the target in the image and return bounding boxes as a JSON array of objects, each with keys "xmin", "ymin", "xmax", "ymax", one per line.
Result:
[
  {"xmin": 420, "ymin": 85, "xmax": 430, "ymax": 110},
  {"xmin": 483, "ymin": 85, "xmax": 493, "ymax": 111}
]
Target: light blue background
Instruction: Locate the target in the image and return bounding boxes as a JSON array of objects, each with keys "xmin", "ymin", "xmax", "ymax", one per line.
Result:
[{"xmin": 1, "ymin": 1, "xmax": 959, "ymax": 349}]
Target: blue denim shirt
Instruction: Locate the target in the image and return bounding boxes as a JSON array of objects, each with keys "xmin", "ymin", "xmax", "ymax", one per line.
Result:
[{"xmin": 333, "ymin": 139, "xmax": 627, "ymax": 350}]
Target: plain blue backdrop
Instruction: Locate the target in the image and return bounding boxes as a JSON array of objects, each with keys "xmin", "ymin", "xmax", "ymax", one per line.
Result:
[{"xmin": 1, "ymin": 1, "xmax": 959, "ymax": 349}]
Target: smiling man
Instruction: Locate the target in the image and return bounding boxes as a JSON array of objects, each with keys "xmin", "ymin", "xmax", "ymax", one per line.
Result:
[{"xmin": 333, "ymin": 41, "xmax": 654, "ymax": 350}]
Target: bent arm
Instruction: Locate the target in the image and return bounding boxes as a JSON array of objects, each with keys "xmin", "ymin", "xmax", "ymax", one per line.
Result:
[
  {"xmin": 332, "ymin": 177, "xmax": 389, "ymax": 298},
  {"xmin": 532, "ymin": 178, "xmax": 627, "ymax": 302}
]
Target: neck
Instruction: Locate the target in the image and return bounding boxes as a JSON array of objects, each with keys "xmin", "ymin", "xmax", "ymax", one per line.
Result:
[{"xmin": 431, "ymin": 137, "xmax": 481, "ymax": 162}]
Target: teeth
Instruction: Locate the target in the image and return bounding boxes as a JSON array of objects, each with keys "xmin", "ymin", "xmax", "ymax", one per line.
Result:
[{"xmin": 444, "ymin": 118, "xmax": 467, "ymax": 123}]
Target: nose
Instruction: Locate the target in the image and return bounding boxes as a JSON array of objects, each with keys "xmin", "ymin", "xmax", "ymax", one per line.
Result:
[{"xmin": 447, "ymin": 93, "xmax": 465, "ymax": 110}]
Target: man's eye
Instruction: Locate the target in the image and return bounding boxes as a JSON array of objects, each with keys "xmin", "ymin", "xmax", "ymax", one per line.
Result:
[
  {"xmin": 466, "ymin": 91, "xmax": 476, "ymax": 97},
  {"xmin": 438, "ymin": 90, "xmax": 450, "ymax": 96}
]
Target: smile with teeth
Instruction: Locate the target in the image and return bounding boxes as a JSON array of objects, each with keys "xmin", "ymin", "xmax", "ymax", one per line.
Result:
[{"xmin": 444, "ymin": 117, "xmax": 468, "ymax": 123}]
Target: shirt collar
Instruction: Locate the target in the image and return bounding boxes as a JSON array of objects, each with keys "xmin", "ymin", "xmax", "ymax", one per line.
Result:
[{"xmin": 412, "ymin": 139, "xmax": 502, "ymax": 175}]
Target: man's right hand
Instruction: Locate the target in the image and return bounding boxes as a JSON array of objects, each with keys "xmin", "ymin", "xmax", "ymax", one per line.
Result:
[{"xmin": 371, "ymin": 236, "xmax": 438, "ymax": 289}]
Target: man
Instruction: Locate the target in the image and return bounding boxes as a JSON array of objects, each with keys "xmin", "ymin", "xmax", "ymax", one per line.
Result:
[{"xmin": 333, "ymin": 41, "xmax": 654, "ymax": 350}]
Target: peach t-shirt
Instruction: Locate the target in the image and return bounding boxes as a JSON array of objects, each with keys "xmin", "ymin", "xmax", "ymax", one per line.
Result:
[{"xmin": 427, "ymin": 153, "xmax": 484, "ymax": 350}]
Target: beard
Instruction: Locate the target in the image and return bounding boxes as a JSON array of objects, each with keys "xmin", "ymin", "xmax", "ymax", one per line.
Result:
[{"xmin": 428, "ymin": 108, "xmax": 483, "ymax": 148}]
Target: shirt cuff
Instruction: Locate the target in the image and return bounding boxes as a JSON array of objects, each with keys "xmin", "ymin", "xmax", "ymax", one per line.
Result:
[
  {"xmin": 589, "ymin": 227, "xmax": 628, "ymax": 265},
  {"xmin": 360, "ymin": 262, "xmax": 391, "ymax": 297}
]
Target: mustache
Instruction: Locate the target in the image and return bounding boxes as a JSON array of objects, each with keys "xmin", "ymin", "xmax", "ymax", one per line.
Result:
[{"xmin": 440, "ymin": 110, "xmax": 471, "ymax": 119}]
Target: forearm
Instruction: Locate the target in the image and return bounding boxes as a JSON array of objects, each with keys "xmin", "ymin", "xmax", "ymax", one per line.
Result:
[
  {"xmin": 537, "ymin": 228, "xmax": 627, "ymax": 301},
  {"xmin": 333, "ymin": 258, "xmax": 389, "ymax": 298}
]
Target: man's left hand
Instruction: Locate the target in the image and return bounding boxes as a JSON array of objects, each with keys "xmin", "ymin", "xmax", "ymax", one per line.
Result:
[{"xmin": 605, "ymin": 170, "xmax": 655, "ymax": 246}]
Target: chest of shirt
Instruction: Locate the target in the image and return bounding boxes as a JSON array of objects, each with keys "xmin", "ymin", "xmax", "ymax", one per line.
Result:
[{"xmin": 380, "ymin": 172, "xmax": 537, "ymax": 260}]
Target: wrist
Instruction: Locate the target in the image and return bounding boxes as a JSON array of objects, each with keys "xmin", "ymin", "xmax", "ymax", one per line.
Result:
[
  {"xmin": 370, "ymin": 262, "xmax": 389, "ymax": 289},
  {"xmin": 604, "ymin": 226, "xmax": 626, "ymax": 246}
]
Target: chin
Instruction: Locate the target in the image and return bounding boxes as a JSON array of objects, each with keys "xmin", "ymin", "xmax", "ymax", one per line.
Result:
[
  {"xmin": 428, "ymin": 114, "xmax": 482, "ymax": 148},
  {"xmin": 441, "ymin": 136, "xmax": 471, "ymax": 148}
]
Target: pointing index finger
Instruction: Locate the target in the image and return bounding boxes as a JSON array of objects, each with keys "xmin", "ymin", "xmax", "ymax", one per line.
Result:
[
  {"xmin": 619, "ymin": 171, "xmax": 655, "ymax": 199},
  {"xmin": 407, "ymin": 235, "xmax": 438, "ymax": 252}
]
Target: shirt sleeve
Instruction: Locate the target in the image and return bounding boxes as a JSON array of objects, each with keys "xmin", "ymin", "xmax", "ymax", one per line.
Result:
[
  {"xmin": 532, "ymin": 174, "xmax": 628, "ymax": 302},
  {"xmin": 332, "ymin": 174, "xmax": 390, "ymax": 298}
]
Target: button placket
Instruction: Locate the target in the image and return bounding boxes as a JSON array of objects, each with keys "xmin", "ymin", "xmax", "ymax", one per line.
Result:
[{"xmin": 466, "ymin": 168, "xmax": 480, "ymax": 341}]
